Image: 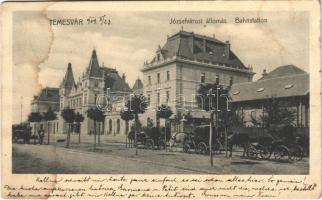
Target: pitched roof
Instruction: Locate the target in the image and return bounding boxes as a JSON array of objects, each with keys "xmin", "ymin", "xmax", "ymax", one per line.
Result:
[
  {"xmin": 86, "ymin": 49, "xmax": 102, "ymax": 78},
  {"xmin": 35, "ymin": 87, "xmax": 59, "ymax": 102},
  {"xmin": 100, "ymin": 67, "xmax": 131, "ymax": 92},
  {"xmin": 230, "ymin": 73, "xmax": 309, "ymax": 102},
  {"xmin": 151, "ymin": 30, "xmax": 247, "ymax": 69},
  {"xmin": 60, "ymin": 63, "xmax": 75, "ymax": 88},
  {"xmin": 259, "ymin": 64, "xmax": 307, "ymax": 80}
]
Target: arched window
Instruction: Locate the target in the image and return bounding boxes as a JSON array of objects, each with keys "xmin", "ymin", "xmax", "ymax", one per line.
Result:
[
  {"xmin": 116, "ymin": 119, "xmax": 120, "ymax": 134},
  {"xmin": 109, "ymin": 119, "xmax": 112, "ymax": 134}
]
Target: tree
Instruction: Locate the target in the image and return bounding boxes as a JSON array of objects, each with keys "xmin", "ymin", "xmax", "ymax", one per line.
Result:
[
  {"xmin": 125, "ymin": 94, "xmax": 148, "ymax": 155},
  {"xmin": 260, "ymin": 97, "xmax": 296, "ymax": 129},
  {"xmin": 43, "ymin": 107, "xmax": 57, "ymax": 145},
  {"xmin": 217, "ymin": 103, "xmax": 243, "ymax": 157},
  {"xmin": 197, "ymin": 83, "xmax": 230, "ymax": 166},
  {"xmin": 74, "ymin": 112, "xmax": 84, "ymax": 144},
  {"xmin": 61, "ymin": 107, "xmax": 76, "ymax": 148},
  {"xmin": 27, "ymin": 112, "xmax": 42, "ymax": 144},
  {"xmin": 87, "ymin": 107, "xmax": 105, "ymax": 149},
  {"xmin": 157, "ymin": 104, "xmax": 173, "ymax": 150},
  {"xmin": 120, "ymin": 109, "xmax": 134, "ymax": 148}
]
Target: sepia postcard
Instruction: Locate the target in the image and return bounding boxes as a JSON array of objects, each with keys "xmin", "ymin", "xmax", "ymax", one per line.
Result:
[{"xmin": 1, "ymin": 1, "xmax": 321, "ymax": 199}]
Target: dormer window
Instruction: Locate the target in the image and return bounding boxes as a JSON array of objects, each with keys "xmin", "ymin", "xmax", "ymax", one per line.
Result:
[
  {"xmin": 257, "ymin": 87, "xmax": 265, "ymax": 92},
  {"xmin": 284, "ymin": 84, "xmax": 294, "ymax": 89}
]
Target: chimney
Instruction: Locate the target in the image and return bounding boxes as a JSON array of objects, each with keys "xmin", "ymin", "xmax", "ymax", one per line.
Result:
[
  {"xmin": 213, "ymin": 34, "xmax": 216, "ymax": 38},
  {"xmin": 262, "ymin": 69, "xmax": 268, "ymax": 77},
  {"xmin": 122, "ymin": 73, "xmax": 126, "ymax": 81},
  {"xmin": 68, "ymin": 62, "xmax": 72, "ymax": 69}
]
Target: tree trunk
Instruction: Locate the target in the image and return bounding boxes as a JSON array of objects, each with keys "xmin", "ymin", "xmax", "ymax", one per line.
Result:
[
  {"xmin": 94, "ymin": 121, "xmax": 97, "ymax": 149},
  {"xmin": 78, "ymin": 123, "xmax": 81, "ymax": 144},
  {"xmin": 66, "ymin": 123, "xmax": 70, "ymax": 148},
  {"xmin": 34, "ymin": 123, "xmax": 38, "ymax": 144},
  {"xmin": 209, "ymin": 112, "xmax": 214, "ymax": 166},
  {"xmin": 125, "ymin": 121, "xmax": 128, "ymax": 148},
  {"xmin": 164, "ymin": 119, "xmax": 167, "ymax": 150},
  {"xmin": 225, "ymin": 127, "xmax": 228, "ymax": 158},
  {"xmin": 135, "ymin": 114, "xmax": 138, "ymax": 155},
  {"xmin": 47, "ymin": 121, "xmax": 50, "ymax": 145},
  {"xmin": 98, "ymin": 122, "xmax": 101, "ymax": 146}
]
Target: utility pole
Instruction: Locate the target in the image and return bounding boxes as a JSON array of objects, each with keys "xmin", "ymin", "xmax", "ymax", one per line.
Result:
[{"xmin": 20, "ymin": 96, "xmax": 23, "ymax": 123}]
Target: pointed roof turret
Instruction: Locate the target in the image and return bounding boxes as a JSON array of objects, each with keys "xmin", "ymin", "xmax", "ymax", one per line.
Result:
[
  {"xmin": 86, "ymin": 49, "xmax": 102, "ymax": 78},
  {"xmin": 60, "ymin": 63, "xmax": 75, "ymax": 88}
]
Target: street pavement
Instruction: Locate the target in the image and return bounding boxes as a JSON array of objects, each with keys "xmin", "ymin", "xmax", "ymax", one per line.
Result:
[{"xmin": 12, "ymin": 135, "xmax": 309, "ymax": 174}]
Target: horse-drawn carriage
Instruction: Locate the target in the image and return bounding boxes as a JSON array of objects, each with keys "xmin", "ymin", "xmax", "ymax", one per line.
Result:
[
  {"xmin": 247, "ymin": 125, "xmax": 305, "ymax": 162},
  {"xmin": 181, "ymin": 125, "xmax": 224, "ymax": 155},
  {"xmin": 128, "ymin": 127, "xmax": 169, "ymax": 150},
  {"xmin": 12, "ymin": 124, "xmax": 32, "ymax": 144}
]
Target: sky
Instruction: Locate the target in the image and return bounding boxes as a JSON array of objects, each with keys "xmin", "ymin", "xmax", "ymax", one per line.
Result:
[{"xmin": 12, "ymin": 11, "xmax": 309, "ymax": 123}]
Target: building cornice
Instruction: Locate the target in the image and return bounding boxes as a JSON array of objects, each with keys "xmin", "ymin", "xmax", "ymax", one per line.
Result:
[{"xmin": 141, "ymin": 56, "xmax": 255, "ymax": 75}]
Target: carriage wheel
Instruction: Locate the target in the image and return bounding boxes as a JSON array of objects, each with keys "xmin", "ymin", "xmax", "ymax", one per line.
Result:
[
  {"xmin": 197, "ymin": 142, "xmax": 208, "ymax": 155},
  {"xmin": 273, "ymin": 145, "xmax": 290, "ymax": 161},
  {"xmin": 183, "ymin": 143, "xmax": 190, "ymax": 153},
  {"xmin": 158, "ymin": 140, "xmax": 165, "ymax": 150},
  {"xmin": 289, "ymin": 145, "xmax": 304, "ymax": 162},
  {"xmin": 259, "ymin": 146, "xmax": 271, "ymax": 159},
  {"xmin": 247, "ymin": 145, "xmax": 258, "ymax": 159},
  {"xmin": 145, "ymin": 139, "xmax": 154, "ymax": 150}
]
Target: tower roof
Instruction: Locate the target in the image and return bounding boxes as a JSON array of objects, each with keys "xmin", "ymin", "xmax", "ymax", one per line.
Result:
[
  {"xmin": 60, "ymin": 63, "xmax": 75, "ymax": 88},
  {"xmin": 86, "ymin": 49, "xmax": 102, "ymax": 78},
  {"xmin": 132, "ymin": 78, "xmax": 143, "ymax": 90}
]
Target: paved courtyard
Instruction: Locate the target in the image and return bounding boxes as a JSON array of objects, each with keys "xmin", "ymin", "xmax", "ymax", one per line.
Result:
[{"xmin": 12, "ymin": 134, "xmax": 309, "ymax": 174}]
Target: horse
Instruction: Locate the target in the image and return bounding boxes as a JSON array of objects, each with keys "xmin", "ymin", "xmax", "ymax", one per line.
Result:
[
  {"xmin": 127, "ymin": 131, "xmax": 135, "ymax": 148},
  {"xmin": 169, "ymin": 132, "xmax": 189, "ymax": 151},
  {"xmin": 227, "ymin": 132, "xmax": 250, "ymax": 157}
]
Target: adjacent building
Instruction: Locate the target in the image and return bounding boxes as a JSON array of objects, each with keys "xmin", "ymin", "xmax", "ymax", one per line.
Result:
[
  {"xmin": 58, "ymin": 49, "xmax": 131, "ymax": 136},
  {"xmin": 230, "ymin": 65, "xmax": 309, "ymax": 128},
  {"xmin": 30, "ymin": 87, "xmax": 60, "ymax": 135}
]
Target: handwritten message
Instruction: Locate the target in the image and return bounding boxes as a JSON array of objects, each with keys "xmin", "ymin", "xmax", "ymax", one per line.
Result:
[{"xmin": 3, "ymin": 175, "xmax": 317, "ymax": 199}]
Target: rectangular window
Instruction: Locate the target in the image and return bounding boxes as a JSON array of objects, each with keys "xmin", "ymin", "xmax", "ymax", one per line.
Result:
[
  {"xmin": 201, "ymin": 72, "xmax": 205, "ymax": 83},
  {"xmin": 148, "ymin": 76, "xmax": 151, "ymax": 85},
  {"xmin": 157, "ymin": 73, "xmax": 160, "ymax": 83},
  {"xmin": 229, "ymin": 76, "xmax": 233, "ymax": 86},
  {"xmin": 166, "ymin": 71, "xmax": 170, "ymax": 81},
  {"xmin": 147, "ymin": 94, "xmax": 151, "ymax": 106},
  {"xmin": 216, "ymin": 75, "xmax": 219, "ymax": 84},
  {"xmin": 166, "ymin": 91, "xmax": 170, "ymax": 104}
]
